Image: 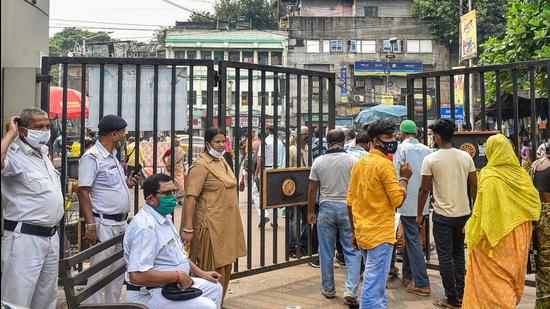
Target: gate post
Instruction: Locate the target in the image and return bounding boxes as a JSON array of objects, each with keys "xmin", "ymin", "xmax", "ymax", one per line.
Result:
[
  {"xmin": 218, "ymin": 61, "xmax": 227, "ymax": 131},
  {"xmin": 328, "ymin": 76, "xmax": 336, "ymax": 130},
  {"xmin": 406, "ymin": 78, "xmax": 414, "ymax": 120}
]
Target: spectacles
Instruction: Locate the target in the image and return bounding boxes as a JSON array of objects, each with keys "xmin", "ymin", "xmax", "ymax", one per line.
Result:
[{"xmin": 156, "ymin": 189, "xmax": 178, "ymax": 196}]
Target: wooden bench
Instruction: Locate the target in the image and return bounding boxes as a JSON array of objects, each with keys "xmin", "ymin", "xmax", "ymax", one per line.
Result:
[{"xmin": 59, "ymin": 233, "xmax": 148, "ymax": 309}]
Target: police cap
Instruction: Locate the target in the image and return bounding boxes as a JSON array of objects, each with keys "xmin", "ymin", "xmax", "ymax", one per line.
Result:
[{"xmin": 97, "ymin": 114, "xmax": 127, "ymax": 133}]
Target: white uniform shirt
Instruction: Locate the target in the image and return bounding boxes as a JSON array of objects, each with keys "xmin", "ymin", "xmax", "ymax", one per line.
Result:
[
  {"xmin": 123, "ymin": 205, "xmax": 190, "ymax": 284},
  {"xmin": 78, "ymin": 141, "xmax": 130, "ymax": 215},
  {"xmin": 258, "ymin": 134, "xmax": 284, "ymax": 167},
  {"xmin": 1, "ymin": 137, "xmax": 64, "ymax": 226}
]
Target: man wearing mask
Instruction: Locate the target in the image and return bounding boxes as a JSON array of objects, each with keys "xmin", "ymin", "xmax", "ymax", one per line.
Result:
[
  {"xmin": 347, "ymin": 130, "xmax": 371, "ymax": 160},
  {"xmin": 124, "ymin": 174, "xmax": 223, "ymax": 309},
  {"xmin": 417, "ymin": 118, "xmax": 477, "ymax": 309},
  {"xmin": 1, "ymin": 109, "xmax": 63, "ymax": 308},
  {"xmin": 347, "ymin": 119, "xmax": 412, "ymax": 308},
  {"xmin": 78, "ymin": 114, "xmax": 140, "ymax": 303}
]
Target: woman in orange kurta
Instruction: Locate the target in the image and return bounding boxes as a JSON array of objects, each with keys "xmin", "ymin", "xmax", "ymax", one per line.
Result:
[
  {"xmin": 181, "ymin": 127, "xmax": 246, "ymax": 300},
  {"xmin": 462, "ymin": 134, "xmax": 541, "ymax": 309}
]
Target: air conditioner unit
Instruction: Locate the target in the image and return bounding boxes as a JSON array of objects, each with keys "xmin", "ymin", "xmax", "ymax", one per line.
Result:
[{"xmin": 354, "ymin": 95, "xmax": 364, "ymax": 102}]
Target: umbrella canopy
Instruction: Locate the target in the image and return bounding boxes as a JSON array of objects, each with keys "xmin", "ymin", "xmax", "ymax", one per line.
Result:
[
  {"xmin": 354, "ymin": 104, "xmax": 407, "ymax": 124},
  {"xmin": 49, "ymin": 86, "xmax": 89, "ymax": 119}
]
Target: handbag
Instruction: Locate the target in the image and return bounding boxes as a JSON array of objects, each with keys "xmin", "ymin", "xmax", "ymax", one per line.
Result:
[{"xmin": 161, "ymin": 283, "xmax": 203, "ymax": 301}]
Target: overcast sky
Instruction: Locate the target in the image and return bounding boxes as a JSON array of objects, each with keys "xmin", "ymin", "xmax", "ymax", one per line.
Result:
[{"xmin": 49, "ymin": 0, "xmax": 215, "ymax": 41}]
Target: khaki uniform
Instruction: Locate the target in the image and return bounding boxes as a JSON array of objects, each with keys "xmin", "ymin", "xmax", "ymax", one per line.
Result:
[{"xmin": 185, "ymin": 153, "xmax": 246, "ymax": 296}]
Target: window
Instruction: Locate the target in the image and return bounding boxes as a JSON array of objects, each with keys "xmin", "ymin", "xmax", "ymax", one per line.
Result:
[
  {"xmin": 174, "ymin": 50, "xmax": 185, "ymax": 59},
  {"xmin": 330, "ymin": 40, "xmax": 343, "ymax": 52},
  {"xmin": 229, "ymin": 51, "xmax": 240, "ymax": 61},
  {"xmin": 349, "ymin": 40, "xmax": 357, "ymax": 53},
  {"xmin": 242, "ymin": 51, "xmax": 254, "ymax": 63},
  {"xmin": 201, "ymin": 91, "xmax": 208, "ymax": 105},
  {"xmin": 383, "ymin": 40, "xmax": 403, "ymax": 53},
  {"xmin": 306, "ymin": 40, "xmax": 320, "ymax": 53},
  {"xmin": 364, "ymin": 6, "xmax": 378, "ymax": 17},
  {"xmin": 186, "ymin": 50, "xmax": 197, "ymax": 59},
  {"xmin": 360, "ymin": 40, "xmax": 376, "ymax": 53},
  {"xmin": 214, "ymin": 51, "xmax": 225, "ymax": 62},
  {"xmin": 270, "ymin": 52, "xmax": 282, "ymax": 65},
  {"xmin": 323, "ymin": 40, "xmax": 330, "ymax": 53},
  {"xmin": 295, "ymin": 39, "xmax": 305, "ymax": 47},
  {"xmin": 200, "ymin": 51, "xmax": 211, "ymax": 60},
  {"xmin": 241, "ymin": 91, "xmax": 249, "ymax": 105},
  {"xmin": 258, "ymin": 52, "xmax": 269, "ymax": 65},
  {"xmin": 406, "ymin": 40, "xmax": 433, "ymax": 53}
]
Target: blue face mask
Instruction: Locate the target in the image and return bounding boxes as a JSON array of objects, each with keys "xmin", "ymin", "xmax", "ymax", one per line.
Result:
[{"xmin": 156, "ymin": 195, "xmax": 177, "ymax": 216}]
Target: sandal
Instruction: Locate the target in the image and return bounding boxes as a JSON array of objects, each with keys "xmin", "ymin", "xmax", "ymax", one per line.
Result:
[{"xmin": 433, "ymin": 299, "xmax": 459, "ymax": 309}]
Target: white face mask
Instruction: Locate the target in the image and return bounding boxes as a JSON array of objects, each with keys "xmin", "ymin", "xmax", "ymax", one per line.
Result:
[
  {"xmin": 23, "ymin": 128, "xmax": 51, "ymax": 149},
  {"xmin": 207, "ymin": 144, "xmax": 225, "ymax": 159}
]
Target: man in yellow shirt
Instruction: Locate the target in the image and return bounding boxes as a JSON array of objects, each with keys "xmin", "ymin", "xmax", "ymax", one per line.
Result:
[
  {"xmin": 126, "ymin": 136, "xmax": 145, "ymax": 173},
  {"xmin": 347, "ymin": 119, "xmax": 412, "ymax": 308}
]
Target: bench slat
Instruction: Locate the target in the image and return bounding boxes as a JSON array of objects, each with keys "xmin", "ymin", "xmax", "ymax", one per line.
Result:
[
  {"xmin": 62, "ymin": 234, "xmax": 125, "ymax": 267},
  {"xmin": 74, "ymin": 264, "xmax": 127, "ymax": 305},
  {"xmin": 69, "ymin": 250, "xmax": 124, "ymax": 286}
]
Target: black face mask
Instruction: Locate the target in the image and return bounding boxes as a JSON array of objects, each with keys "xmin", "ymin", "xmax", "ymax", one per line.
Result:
[{"xmin": 378, "ymin": 139, "xmax": 398, "ymax": 154}]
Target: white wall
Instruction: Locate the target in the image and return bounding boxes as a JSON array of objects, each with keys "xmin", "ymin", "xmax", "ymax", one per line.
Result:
[{"xmin": 1, "ymin": 0, "xmax": 50, "ymax": 125}]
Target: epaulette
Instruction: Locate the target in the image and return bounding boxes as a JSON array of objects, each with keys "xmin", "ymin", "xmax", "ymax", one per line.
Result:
[{"xmin": 8, "ymin": 143, "xmax": 19, "ymax": 152}]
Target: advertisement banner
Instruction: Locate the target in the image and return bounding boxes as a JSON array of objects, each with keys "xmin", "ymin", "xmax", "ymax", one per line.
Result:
[
  {"xmin": 460, "ymin": 10, "xmax": 478, "ymax": 60},
  {"xmin": 381, "ymin": 93, "xmax": 394, "ymax": 105},
  {"xmin": 89, "ymin": 65, "xmax": 188, "ymax": 131},
  {"xmin": 354, "ymin": 61, "xmax": 423, "ymax": 76},
  {"xmin": 340, "ymin": 67, "xmax": 348, "ymax": 103}
]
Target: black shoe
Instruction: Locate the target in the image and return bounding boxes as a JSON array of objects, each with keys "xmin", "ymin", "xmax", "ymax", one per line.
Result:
[
  {"xmin": 389, "ymin": 265, "xmax": 399, "ymax": 277},
  {"xmin": 289, "ymin": 249, "xmax": 298, "ymax": 258},
  {"xmin": 258, "ymin": 217, "xmax": 270, "ymax": 229},
  {"xmin": 335, "ymin": 253, "xmax": 346, "ymax": 265},
  {"xmin": 309, "ymin": 259, "xmax": 320, "ymax": 268}
]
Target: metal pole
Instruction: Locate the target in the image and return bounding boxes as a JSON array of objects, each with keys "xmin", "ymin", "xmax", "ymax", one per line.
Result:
[{"xmin": 467, "ymin": 0, "xmax": 474, "ymax": 128}]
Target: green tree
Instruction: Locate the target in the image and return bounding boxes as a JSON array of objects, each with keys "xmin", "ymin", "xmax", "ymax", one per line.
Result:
[
  {"xmin": 154, "ymin": 26, "xmax": 175, "ymax": 46},
  {"xmin": 411, "ymin": 0, "xmax": 509, "ymax": 51},
  {"xmin": 480, "ymin": 0, "xmax": 550, "ymax": 103},
  {"xmin": 214, "ymin": 0, "xmax": 277, "ymax": 30},
  {"xmin": 49, "ymin": 27, "xmax": 114, "ymax": 56},
  {"xmin": 188, "ymin": 11, "xmax": 216, "ymax": 23}
]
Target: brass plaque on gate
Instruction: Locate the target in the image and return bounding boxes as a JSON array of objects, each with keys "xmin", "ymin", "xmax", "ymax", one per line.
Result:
[{"xmin": 263, "ymin": 167, "xmax": 310, "ymax": 209}]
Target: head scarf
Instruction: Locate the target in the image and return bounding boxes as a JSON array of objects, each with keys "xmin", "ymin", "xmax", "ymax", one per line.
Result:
[{"xmin": 465, "ymin": 134, "xmax": 541, "ymax": 255}]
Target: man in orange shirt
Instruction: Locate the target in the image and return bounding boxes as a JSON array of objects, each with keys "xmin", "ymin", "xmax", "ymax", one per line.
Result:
[{"xmin": 348, "ymin": 119, "xmax": 412, "ymax": 308}]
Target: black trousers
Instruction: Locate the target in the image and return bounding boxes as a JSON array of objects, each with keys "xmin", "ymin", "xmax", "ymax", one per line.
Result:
[{"xmin": 432, "ymin": 212, "xmax": 470, "ymax": 307}]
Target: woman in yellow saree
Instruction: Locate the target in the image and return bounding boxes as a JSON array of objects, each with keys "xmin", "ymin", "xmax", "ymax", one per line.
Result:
[{"xmin": 462, "ymin": 134, "xmax": 541, "ymax": 309}]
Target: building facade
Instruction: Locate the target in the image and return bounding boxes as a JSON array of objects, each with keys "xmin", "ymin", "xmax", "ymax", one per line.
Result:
[
  {"xmin": 286, "ymin": 0, "xmax": 451, "ymax": 119},
  {"xmin": 165, "ymin": 24, "xmax": 289, "ymax": 135}
]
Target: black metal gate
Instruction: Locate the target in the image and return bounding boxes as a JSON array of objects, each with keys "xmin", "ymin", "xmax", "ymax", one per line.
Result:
[
  {"xmin": 38, "ymin": 57, "xmax": 335, "ymax": 279},
  {"xmin": 406, "ymin": 59, "xmax": 550, "ymax": 157}
]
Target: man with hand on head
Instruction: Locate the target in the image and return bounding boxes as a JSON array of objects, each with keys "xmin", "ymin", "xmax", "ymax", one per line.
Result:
[
  {"xmin": 1, "ymin": 108, "xmax": 63, "ymax": 309},
  {"xmin": 77, "ymin": 114, "xmax": 140, "ymax": 304},
  {"xmin": 124, "ymin": 174, "xmax": 223, "ymax": 309}
]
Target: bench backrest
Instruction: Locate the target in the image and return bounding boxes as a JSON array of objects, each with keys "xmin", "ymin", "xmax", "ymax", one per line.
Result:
[{"xmin": 60, "ymin": 233, "xmax": 126, "ymax": 308}]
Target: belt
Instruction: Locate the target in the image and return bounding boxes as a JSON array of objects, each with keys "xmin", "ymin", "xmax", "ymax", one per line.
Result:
[
  {"xmin": 125, "ymin": 282, "xmax": 159, "ymax": 291},
  {"xmin": 4, "ymin": 220, "xmax": 57, "ymax": 237},
  {"xmin": 93, "ymin": 212, "xmax": 128, "ymax": 222}
]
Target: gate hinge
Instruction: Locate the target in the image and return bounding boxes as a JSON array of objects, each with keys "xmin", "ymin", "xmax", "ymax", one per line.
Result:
[{"xmin": 36, "ymin": 74, "xmax": 52, "ymax": 83}]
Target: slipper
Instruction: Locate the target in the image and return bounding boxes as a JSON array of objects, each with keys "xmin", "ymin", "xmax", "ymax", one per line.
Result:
[{"xmin": 433, "ymin": 299, "xmax": 459, "ymax": 309}]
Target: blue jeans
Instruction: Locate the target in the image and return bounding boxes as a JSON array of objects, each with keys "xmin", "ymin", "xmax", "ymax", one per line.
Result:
[
  {"xmin": 360, "ymin": 243, "xmax": 393, "ymax": 308},
  {"xmin": 401, "ymin": 216, "xmax": 430, "ymax": 288},
  {"xmin": 288, "ymin": 206, "xmax": 308, "ymax": 251},
  {"xmin": 316, "ymin": 201, "xmax": 361, "ymax": 296}
]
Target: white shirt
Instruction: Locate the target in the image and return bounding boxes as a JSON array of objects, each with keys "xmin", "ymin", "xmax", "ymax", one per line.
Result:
[
  {"xmin": 309, "ymin": 149, "xmax": 357, "ymax": 204},
  {"xmin": 78, "ymin": 141, "xmax": 130, "ymax": 215},
  {"xmin": 123, "ymin": 205, "xmax": 190, "ymax": 284},
  {"xmin": 421, "ymin": 148, "xmax": 476, "ymax": 217},
  {"xmin": 258, "ymin": 134, "xmax": 284, "ymax": 167},
  {"xmin": 1, "ymin": 137, "xmax": 64, "ymax": 226},
  {"xmin": 393, "ymin": 138, "xmax": 432, "ymax": 217}
]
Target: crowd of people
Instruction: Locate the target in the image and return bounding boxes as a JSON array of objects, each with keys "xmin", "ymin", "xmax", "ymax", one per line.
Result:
[{"xmin": 1, "ymin": 107, "xmax": 549, "ymax": 309}]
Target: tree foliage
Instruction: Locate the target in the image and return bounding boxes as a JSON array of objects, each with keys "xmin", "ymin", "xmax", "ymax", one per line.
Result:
[
  {"xmin": 411, "ymin": 0, "xmax": 508, "ymax": 50},
  {"xmin": 213, "ymin": 0, "xmax": 277, "ymax": 30},
  {"xmin": 49, "ymin": 27, "xmax": 114, "ymax": 56},
  {"xmin": 188, "ymin": 11, "xmax": 216, "ymax": 23},
  {"xmin": 480, "ymin": 0, "xmax": 550, "ymax": 102}
]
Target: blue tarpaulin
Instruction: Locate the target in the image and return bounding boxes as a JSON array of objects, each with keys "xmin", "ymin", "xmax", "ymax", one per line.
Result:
[{"xmin": 354, "ymin": 104, "xmax": 408, "ymax": 124}]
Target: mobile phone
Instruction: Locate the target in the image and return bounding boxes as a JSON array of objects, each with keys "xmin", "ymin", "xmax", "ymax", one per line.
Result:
[{"xmin": 134, "ymin": 164, "xmax": 143, "ymax": 175}]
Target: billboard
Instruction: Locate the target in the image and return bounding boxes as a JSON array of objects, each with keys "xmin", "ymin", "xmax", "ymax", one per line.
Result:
[
  {"xmin": 340, "ymin": 67, "xmax": 348, "ymax": 103},
  {"xmin": 460, "ymin": 10, "xmax": 478, "ymax": 60},
  {"xmin": 88, "ymin": 66, "xmax": 188, "ymax": 131},
  {"xmin": 354, "ymin": 61, "xmax": 423, "ymax": 76}
]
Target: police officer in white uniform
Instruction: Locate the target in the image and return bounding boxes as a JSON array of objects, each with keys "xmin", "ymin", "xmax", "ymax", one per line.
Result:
[
  {"xmin": 124, "ymin": 174, "xmax": 223, "ymax": 309},
  {"xmin": 77, "ymin": 114, "xmax": 140, "ymax": 303},
  {"xmin": 1, "ymin": 109, "xmax": 63, "ymax": 309}
]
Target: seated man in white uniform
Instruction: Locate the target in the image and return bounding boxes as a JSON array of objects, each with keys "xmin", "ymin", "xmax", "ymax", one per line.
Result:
[{"xmin": 124, "ymin": 173, "xmax": 223, "ymax": 309}]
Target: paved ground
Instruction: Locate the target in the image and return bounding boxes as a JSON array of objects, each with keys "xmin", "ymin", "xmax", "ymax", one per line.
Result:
[{"xmin": 57, "ymin": 190, "xmax": 537, "ymax": 308}]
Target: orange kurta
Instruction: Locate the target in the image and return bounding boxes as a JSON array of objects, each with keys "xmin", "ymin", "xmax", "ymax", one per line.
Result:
[{"xmin": 462, "ymin": 221, "xmax": 533, "ymax": 309}]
